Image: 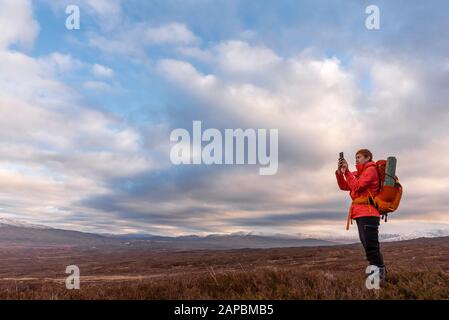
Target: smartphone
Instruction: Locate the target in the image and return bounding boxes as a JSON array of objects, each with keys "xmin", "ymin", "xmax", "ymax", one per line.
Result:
[{"xmin": 339, "ymin": 152, "xmax": 344, "ymax": 160}]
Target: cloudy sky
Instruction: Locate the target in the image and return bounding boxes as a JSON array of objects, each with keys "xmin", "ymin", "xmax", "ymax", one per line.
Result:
[{"xmin": 1, "ymin": 0, "xmax": 449, "ymax": 238}]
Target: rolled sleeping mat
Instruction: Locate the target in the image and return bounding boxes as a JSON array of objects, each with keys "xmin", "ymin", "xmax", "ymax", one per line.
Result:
[{"xmin": 384, "ymin": 156, "xmax": 397, "ymax": 187}]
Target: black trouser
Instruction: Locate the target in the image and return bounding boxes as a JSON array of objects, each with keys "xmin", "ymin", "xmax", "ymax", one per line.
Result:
[{"xmin": 355, "ymin": 216, "xmax": 384, "ymax": 267}]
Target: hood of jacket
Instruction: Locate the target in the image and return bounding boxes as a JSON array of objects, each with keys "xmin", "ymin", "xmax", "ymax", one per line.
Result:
[{"xmin": 355, "ymin": 161, "xmax": 376, "ymax": 175}]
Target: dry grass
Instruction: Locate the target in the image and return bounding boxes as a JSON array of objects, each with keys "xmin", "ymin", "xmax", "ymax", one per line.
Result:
[{"xmin": 0, "ymin": 237, "xmax": 448, "ymax": 300}]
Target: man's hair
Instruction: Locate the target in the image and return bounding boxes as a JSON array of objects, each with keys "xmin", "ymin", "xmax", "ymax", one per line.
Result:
[{"xmin": 356, "ymin": 149, "xmax": 373, "ymax": 161}]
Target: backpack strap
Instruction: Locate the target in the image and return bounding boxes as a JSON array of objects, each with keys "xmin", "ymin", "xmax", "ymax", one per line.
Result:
[{"xmin": 345, "ymin": 207, "xmax": 353, "ymax": 230}]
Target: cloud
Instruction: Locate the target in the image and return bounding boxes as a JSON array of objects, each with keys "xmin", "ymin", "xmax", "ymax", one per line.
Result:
[
  {"xmin": 214, "ymin": 40, "xmax": 282, "ymax": 76},
  {"xmin": 91, "ymin": 64, "xmax": 114, "ymax": 78},
  {"xmin": 177, "ymin": 46, "xmax": 214, "ymax": 62},
  {"xmin": 38, "ymin": 53, "xmax": 84, "ymax": 75},
  {"xmin": 129, "ymin": 39, "xmax": 449, "ymax": 235},
  {"xmin": 3, "ymin": 1, "xmax": 449, "ymax": 237},
  {"xmin": 88, "ymin": 22, "xmax": 200, "ymax": 58},
  {"xmin": 84, "ymin": 0, "xmax": 122, "ymax": 19},
  {"xmin": 156, "ymin": 48, "xmax": 361, "ymax": 165},
  {"xmin": 75, "ymin": 41, "xmax": 367, "ymax": 235},
  {"xmin": 145, "ymin": 22, "xmax": 200, "ymax": 45},
  {"xmin": 83, "ymin": 80, "xmax": 112, "ymax": 91},
  {"xmin": 0, "ymin": 0, "xmax": 39, "ymax": 50},
  {"xmin": 0, "ymin": 1, "xmax": 156, "ymax": 230}
]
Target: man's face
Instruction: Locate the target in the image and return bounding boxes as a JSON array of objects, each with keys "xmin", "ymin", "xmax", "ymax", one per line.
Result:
[{"xmin": 356, "ymin": 153, "xmax": 369, "ymax": 165}]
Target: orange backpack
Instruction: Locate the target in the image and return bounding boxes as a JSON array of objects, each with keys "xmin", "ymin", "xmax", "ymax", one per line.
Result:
[{"xmin": 370, "ymin": 160, "xmax": 403, "ymax": 220}]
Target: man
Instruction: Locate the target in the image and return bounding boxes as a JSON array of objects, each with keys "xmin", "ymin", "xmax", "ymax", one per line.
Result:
[{"xmin": 336, "ymin": 149, "xmax": 386, "ymax": 283}]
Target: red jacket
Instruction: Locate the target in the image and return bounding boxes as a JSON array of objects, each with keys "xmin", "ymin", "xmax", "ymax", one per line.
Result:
[{"xmin": 335, "ymin": 161, "xmax": 380, "ymax": 220}]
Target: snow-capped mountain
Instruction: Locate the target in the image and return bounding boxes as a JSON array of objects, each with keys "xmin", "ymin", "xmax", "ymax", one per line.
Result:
[
  {"xmin": 293, "ymin": 229, "xmax": 449, "ymax": 244},
  {"xmin": 0, "ymin": 217, "xmax": 51, "ymax": 229},
  {"xmin": 382, "ymin": 229, "xmax": 449, "ymax": 242}
]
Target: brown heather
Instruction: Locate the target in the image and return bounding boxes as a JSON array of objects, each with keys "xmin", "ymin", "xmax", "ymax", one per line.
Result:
[{"xmin": 0, "ymin": 237, "xmax": 448, "ymax": 299}]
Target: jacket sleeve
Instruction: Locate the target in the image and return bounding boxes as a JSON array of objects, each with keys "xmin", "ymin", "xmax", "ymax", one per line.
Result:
[
  {"xmin": 344, "ymin": 166, "xmax": 377, "ymax": 193},
  {"xmin": 335, "ymin": 170, "xmax": 350, "ymax": 191}
]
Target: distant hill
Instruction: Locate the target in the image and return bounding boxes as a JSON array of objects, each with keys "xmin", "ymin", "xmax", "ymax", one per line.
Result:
[
  {"xmin": 0, "ymin": 218, "xmax": 117, "ymax": 247},
  {"xmin": 0, "ymin": 218, "xmax": 334, "ymax": 249},
  {"xmin": 110, "ymin": 232, "xmax": 336, "ymax": 249},
  {"xmin": 2, "ymin": 217, "xmax": 449, "ymax": 250}
]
